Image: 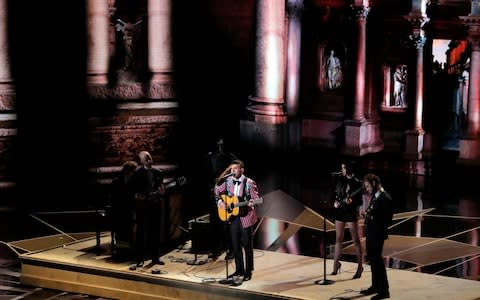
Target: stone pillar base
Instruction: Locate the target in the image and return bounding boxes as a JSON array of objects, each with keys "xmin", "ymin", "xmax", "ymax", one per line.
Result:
[
  {"xmin": 459, "ymin": 137, "xmax": 480, "ymax": 161},
  {"xmin": 405, "ymin": 129, "xmax": 425, "ymax": 160},
  {"xmin": 148, "ymin": 81, "xmax": 176, "ymax": 100},
  {"xmin": 87, "ymin": 74, "xmax": 108, "ymax": 85},
  {"xmin": 343, "ymin": 119, "xmax": 383, "ymax": 156},
  {"xmin": 287, "ymin": 118, "xmax": 302, "ymax": 153},
  {"xmin": 239, "ymin": 117, "xmax": 288, "ymax": 152},
  {"xmin": 0, "ymin": 83, "xmax": 15, "ymax": 111},
  {"xmin": 150, "ymin": 72, "xmax": 173, "ymax": 83},
  {"xmin": 404, "ymin": 160, "xmax": 428, "ymax": 175},
  {"xmin": 404, "ymin": 130, "xmax": 431, "ymax": 175}
]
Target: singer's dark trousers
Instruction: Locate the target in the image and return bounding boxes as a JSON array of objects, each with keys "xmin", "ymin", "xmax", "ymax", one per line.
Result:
[
  {"xmin": 366, "ymin": 235, "xmax": 389, "ymax": 293},
  {"xmin": 230, "ymin": 217, "xmax": 253, "ymax": 274}
]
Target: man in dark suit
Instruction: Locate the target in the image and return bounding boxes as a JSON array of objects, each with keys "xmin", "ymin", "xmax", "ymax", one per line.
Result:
[
  {"xmin": 360, "ymin": 173, "xmax": 393, "ymax": 300},
  {"xmin": 129, "ymin": 151, "xmax": 165, "ymax": 271}
]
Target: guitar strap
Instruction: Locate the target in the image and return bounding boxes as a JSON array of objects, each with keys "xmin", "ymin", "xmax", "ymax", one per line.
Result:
[{"xmin": 238, "ymin": 177, "xmax": 249, "ymax": 217}]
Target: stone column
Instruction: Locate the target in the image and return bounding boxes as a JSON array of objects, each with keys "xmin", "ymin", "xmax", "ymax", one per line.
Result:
[
  {"xmin": 352, "ymin": 6, "xmax": 368, "ymax": 121},
  {"xmin": 411, "ymin": 32, "xmax": 426, "ymax": 132},
  {"xmin": 86, "ymin": 0, "xmax": 110, "ymax": 85},
  {"xmin": 240, "ymin": 0, "xmax": 287, "ymax": 151},
  {"xmin": 0, "ymin": 0, "xmax": 11, "ymax": 90},
  {"xmin": 247, "ymin": 0, "xmax": 286, "ymax": 119},
  {"xmin": 0, "ymin": 0, "xmax": 16, "ymax": 192},
  {"xmin": 466, "ymin": 39, "xmax": 480, "ymax": 136},
  {"xmin": 458, "ymin": 14, "xmax": 480, "ymax": 160},
  {"xmin": 147, "ymin": 0, "xmax": 175, "ymax": 99},
  {"xmin": 0, "ymin": 0, "xmax": 14, "ymax": 110},
  {"xmin": 343, "ymin": 3, "xmax": 382, "ymax": 156},
  {"xmin": 285, "ymin": 0, "xmax": 303, "ymax": 152},
  {"xmin": 461, "ymin": 70, "xmax": 469, "ymax": 125},
  {"xmin": 285, "ymin": 0, "xmax": 303, "ymax": 117},
  {"xmin": 383, "ymin": 65, "xmax": 391, "ymax": 107},
  {"xmin": 404, "ymin": 15, "xmax": 428, "ymax": 162}
]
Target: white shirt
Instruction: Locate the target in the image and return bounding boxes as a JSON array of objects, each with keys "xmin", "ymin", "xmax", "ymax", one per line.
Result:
[{"xmin": 233, "ymin": 175, "xmax": 245, "ymax": 197}]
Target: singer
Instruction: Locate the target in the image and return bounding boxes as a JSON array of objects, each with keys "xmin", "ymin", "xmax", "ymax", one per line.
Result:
[
  {"xmin": 215, "ymin": 159, "xmax": 261, "ymax": 282},
  {"xmin": 330, "ymin": 161, "xmax": 364, "ymax": 279}
]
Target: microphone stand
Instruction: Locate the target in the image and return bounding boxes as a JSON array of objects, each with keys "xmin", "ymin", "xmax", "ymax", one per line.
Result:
[
  {"xmin": 315, "ymin": 191, "xmax": 334, "ymax": 285},
  {"xmin": 212, "ymin": 174, "xmax": 236, "ymax": 285},
  {"xmin": 218, "ymin": 207, "xmax": 234, "ymax": 285}
]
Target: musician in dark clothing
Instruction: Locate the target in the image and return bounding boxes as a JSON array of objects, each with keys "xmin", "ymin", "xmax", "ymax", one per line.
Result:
[
  {"xmin": 360, "ymin": 173, "xmax": 393, "ymax": 300},
  {"xmin": 129, "ymin": 151, "xmax": 166, "ymax": 270},
  {"xmin": 110, "ymin": 160, "xmax": 138, "ymax": 255},
  {"xmin": 331, "ymin": 162, "xmax": 363, "ymax": 279}
]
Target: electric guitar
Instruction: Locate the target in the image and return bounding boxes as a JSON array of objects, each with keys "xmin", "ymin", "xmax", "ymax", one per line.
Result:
[
  {"xmin": 138, "ymin": 176, "xmax": 187, "ymax": 204},
  {"xmin": 165, "ymin": 176, "xmax": 187, "ymax": 190},
  {"xmin": 218, "ymin": 194, "xmax": 263, "ymax": 222},
  {"xmin": 334, "ymin": 186, "xmax": 363, "ymax": 209}
]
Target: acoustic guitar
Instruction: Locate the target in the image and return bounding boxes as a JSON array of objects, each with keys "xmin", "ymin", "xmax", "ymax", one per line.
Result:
[{"xmin": 218, "ymin": 195, "xmax": 263, "ymax": 222}]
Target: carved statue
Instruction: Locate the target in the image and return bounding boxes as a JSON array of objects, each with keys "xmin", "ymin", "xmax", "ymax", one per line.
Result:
[
  {"xmin": 393, "ymin": 65, "xmax": 407, "ymax": 107},
  {"xmin": 115, "ymin": 19, "xmax": 143, "ymax": 71},
  {"xmin": 326, "ymin": 49, "xmax": 343, "ymax": 90}
]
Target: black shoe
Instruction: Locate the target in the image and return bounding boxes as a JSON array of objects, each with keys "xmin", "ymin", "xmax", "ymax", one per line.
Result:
[
  {"xmin": 151, "ymin": 259, "xmax": 165, "ymax": 265},
  {"xmin": 360, "ymin": 287, "xmax": 377, "ymax": 295},
  {"xmin": 151, "ymin": 268, "xmax": 162, "ymax": 274},
  {"xmin": 243, "ymin": 272, "xmax": 252, "ymax": 281},
  {"xmin": 208, "ymin": 252, "xmax": 220, "ymax": 259},
  {"xmin": 331, "ymin": 262, "xmax": 342, "ymax": 275},
  {"xmin": 352, "ymin": 266, "xmax": 363, "ymax": 279},
  {"xmin": 129, "ymin": 261, "xmax": 144, "ymax": 270},
  {"xmin": 371, "ymin": 291, "xmax": 390, "ymax": 300},
  {"xmin": 227, "ymin": 271, "xmax": 245, "ymax": 278},
  {"xmin": 225, "ymin": 251, "xmax": 234, "ymax": 260}
]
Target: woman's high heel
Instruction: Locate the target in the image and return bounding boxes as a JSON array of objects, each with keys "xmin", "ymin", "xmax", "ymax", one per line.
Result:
[
  {"xmin": 352, "ymin": 265, "xmax": 363, "ymax": 279},
  {"xmin": 331, "ymin": 262, "xmax": 342, "ymax": 275}
]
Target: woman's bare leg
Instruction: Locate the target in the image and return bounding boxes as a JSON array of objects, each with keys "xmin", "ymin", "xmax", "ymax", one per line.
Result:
[
  {"xmin": 348, "ymin": 221, "xmax": 363, "ymax": 278},
  {"xmin": 332, "ymin": 220, "xmax": 345, "ymax": 274}
]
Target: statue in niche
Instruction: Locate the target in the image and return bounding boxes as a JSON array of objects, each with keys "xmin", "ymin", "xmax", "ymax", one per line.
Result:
[
  {"xmin": 115, "ymin": 18, "xmax": 143, "ymax": 71},
  {"xmin": 326, "ymin": 49, "xmax": 343, "ymax": 90},
  {"xmin": 393, "ymin": 65, "xmax": 407, "ymax": 107}
]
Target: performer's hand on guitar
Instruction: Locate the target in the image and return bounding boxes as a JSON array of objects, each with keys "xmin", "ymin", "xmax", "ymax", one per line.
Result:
[
  {"xmin": 158, "ymin": 184, "xmax": 166, "ymax": 196},
  {"xmin": 334, "ymin": 196, "xmax": 353, "ymax": 208},
  {"xmin": 135, "ymin": 193, "xmax": 147, "ymax": 201},
  {"xmin": 217, "ymin": 199, "xmax": 226, "ymax": 209}
]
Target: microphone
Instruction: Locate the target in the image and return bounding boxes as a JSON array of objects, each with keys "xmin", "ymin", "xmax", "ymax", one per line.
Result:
[
  {"xmin": 221, "ymin": 172, "xmax": 234, "ymax": 179},
  {"xmin": 330, "ymin": 171, "xmax": 342, "ymax": 176}
]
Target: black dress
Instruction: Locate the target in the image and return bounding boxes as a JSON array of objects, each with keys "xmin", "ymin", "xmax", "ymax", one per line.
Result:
[{"xmin": 333, "ymin": 175, "xmax": 363, "ymax": 222}]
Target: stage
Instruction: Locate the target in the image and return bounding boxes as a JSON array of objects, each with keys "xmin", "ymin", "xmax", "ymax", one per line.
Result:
[{"xmin": 16, "ymin": 233, "xmax": 480, "ymax": 300}]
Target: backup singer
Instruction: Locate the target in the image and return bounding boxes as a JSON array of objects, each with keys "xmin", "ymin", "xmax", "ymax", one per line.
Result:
[{"xmin": 331, "ymin": 162, "xmax": 363, "ymax": 279}]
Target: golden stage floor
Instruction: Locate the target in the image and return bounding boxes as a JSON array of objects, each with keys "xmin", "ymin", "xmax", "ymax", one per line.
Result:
[{"xmin": 16, "ymin": 234, "xmax": 480, "ymax": 300}]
